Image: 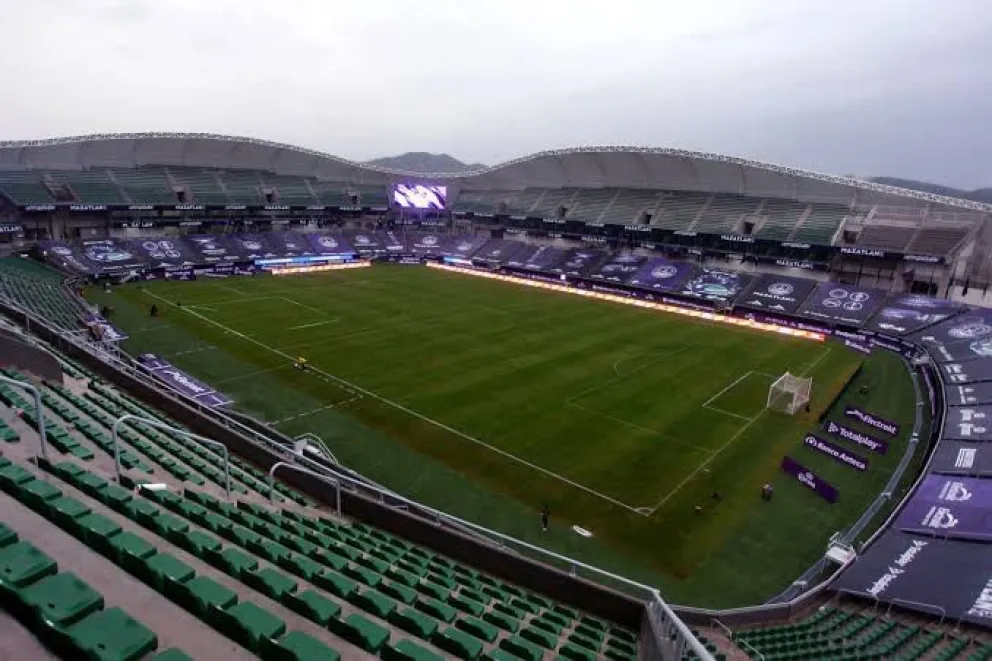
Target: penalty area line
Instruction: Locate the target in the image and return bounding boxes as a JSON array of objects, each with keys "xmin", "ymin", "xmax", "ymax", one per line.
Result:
[
  {"xmin": 645, "ymin": 348, "xmax": 832, "ymax": 515},
  {"xmin": 141, "ymin": 289, "xmax": 644, "ymax": 514}
]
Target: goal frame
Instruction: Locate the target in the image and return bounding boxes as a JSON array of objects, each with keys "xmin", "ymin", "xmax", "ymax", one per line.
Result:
[{"xmin": 767, "ymin": 372, "xmax": 812, "ymax": 415}]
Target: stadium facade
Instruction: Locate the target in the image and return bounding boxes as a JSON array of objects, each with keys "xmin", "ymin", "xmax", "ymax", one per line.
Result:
[{"xmin": 0, "ymin": 133, "xmax": 991, "ymax": 658}]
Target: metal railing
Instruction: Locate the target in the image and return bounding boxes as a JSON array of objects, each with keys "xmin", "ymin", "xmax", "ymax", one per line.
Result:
[
  {"xmin": 293, "ymin": 433, "xmax": 339, "ymax": 464},
  {"xmin": 0, "ymin": 288, "xmax": 716, "ymax": 658},
  {"xmin": 0, "ymin": 374, "xmax": 49, "ymax": 461},
  {"xmin": 111, "ymin": 414, "xmax": 232, "ymax": 498},
  {"xmin": 268, "ymin": 461, "xmax": 341, "ymax": 516}
]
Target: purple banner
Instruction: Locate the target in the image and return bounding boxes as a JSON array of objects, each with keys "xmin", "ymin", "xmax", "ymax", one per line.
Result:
[
  {"xmin": 129, "ymin": 237, "xmax": 197, "ymax": 267},
  {"xmin": 866, "ymin": 293, "xmax": 966, "ymax": 335},
  {"xmin": 844, "ymin": 406, "xmax": 901, "ymax": 437},
  {"xmin": 136, "ymin": 354, "xmax": 232, "ymax": 408},
  {"xmin": 844, "ymin": 338, "xmax": 873, "ymax": 356},
  {"xmin": 627, "ymin": 257, "xmax": 695, "ymax": 292},
  {"xmin": 803, "ymin": 433, "xmax": 869, "ymax": 471},
  {"xmin": 897, "ymin": 476, "xmax": 992, "ymax": 542},
  {"xmin": 823, "ymin": 420, "xmax": 889, "ymax": 455},
  {"xmin": 588, "ymin": 253, "xmax": 650, "ymax": 284},
  {"xmin": 800, "ymin": 282, "xmax": 886, "ymax": 327},
  {"xmin": 306, "ymin": 232, "xmax": 354, "ymax": 255},
  {"xmin": 679, "ymin": 268, "xmax": 750, "ymax": 302},
  {"xmin": 780, "ymin": 455, "xmax": 839, "ymax": 503},
  {"xmin": 737, "ymin": 274, "xmax": 818, "ymax": 314},
  {"xmin": 443, "ymin": 235, "xmax": 489, "ymax": 260}
]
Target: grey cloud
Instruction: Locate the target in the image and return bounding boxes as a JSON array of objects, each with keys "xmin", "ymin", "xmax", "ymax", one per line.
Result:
[{"xmin": 0, "ymin": 0, "xmax": 990, "ymax": 188}]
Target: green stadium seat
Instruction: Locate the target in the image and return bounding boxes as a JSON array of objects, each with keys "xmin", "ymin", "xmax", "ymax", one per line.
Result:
[
  {"xmin": 431, "ymin": 626, "xmax": 485, "ymax": 659},
  {"xmin": 73, "ymin": 512, "xmax": 123, "ymax": 554},
  {"xmin": 214, "ymin": 601, "xmax": 287, "ymax": 653},
  {"xmin": 483, "ymin": 609, "xmax": 520, "ymax": 633},
  {"xmin": 0, "ymin": 523, "xmax": 16, "ymax": 548},
  {"xmin": 327, "ymin": 612, "xmax": 390, "ymax": 653},
  {"xmin": 0, "ymin": 541, "xmax": 58, "ymax": 595},
  {"xmin": 558, "ymin": 642, "xmax": 598, "ymax": 660},
  {"xmin": 349, "ymin": 588, "xmax": 398, "ymax": 619},
  {"xmin": 381, "ymin": 638, "xmax": 444, "ymax": 661},
  {"xmin": 415, "ymin": 597, "xmax": 458, "ymax": 623},
  {"xmin": 139, "ymin": 552, "xmax": 195, "ymax": 592},
  {"xmin": 448, "ymin": 592, "xmax": 485, "ymax": 617},
  {"xmin": 63, "ymin": 607, "xmax": 159, "ymax": 661},
  {"xmin": 148, "ymin": 648, "xmax": 194, "ymax": 661},
  {"xmin": 521, "ymin": 625, "xmax": 558, "ymax": 650},
  {"xmin": 20, "ymin": 479, "xmax": 62, "ymax": 512},
  {"xmin": 313, "ymin": 569, "xmax": 357, "ymax": 599},
  {"xmin": 456, "ymin": 616, "xmax": 499, "ymax": 643},
  {"xmin": 499, "ymin": 635, "xmax": 544, "ymax": 661},
  {"xmin": 108, "ymin": 531, "xmax": 157, "ymax": 573},
  {"xmin": 172, "ymin": 575, "xmax": 238, "ymax": 616},
  {"xmin": 210, "ymin": 546, "xmax": 258, "ymax": 577},
  {"xmin": 20, "ymin": 572, "xmax": 104, "ymax": 627},
  {"xmin": 259, "ymin": 630, "xmax": 341, "ymax": 661},
  {"xmin": 380, "ymin": 580, "xmax": 418, "ymax": 605},
  {"xmin": 388, "ymin": 607, "xmax": 441, "ymax": 640},
  {"xmin": 243, "ymin": 566, "xmax": 297, "ymax": 601},
  {"xmin": 282, "ymin": 588, "xmax": 341, "ymax": 626}
]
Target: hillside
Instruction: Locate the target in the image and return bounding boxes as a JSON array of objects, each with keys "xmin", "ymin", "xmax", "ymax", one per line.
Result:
[
  {"xmin": 366, "ymin": 152, "xmax": 485, "ymax": 173},
  {"xmin": 870, "ymin": 177, "xmax": 992, "ymax": 203}
]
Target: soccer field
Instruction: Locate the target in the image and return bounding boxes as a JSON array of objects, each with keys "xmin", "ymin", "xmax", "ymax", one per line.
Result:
[{"xmin": 98, "ymin": 265, "xmax": 917, "ymax": 606}]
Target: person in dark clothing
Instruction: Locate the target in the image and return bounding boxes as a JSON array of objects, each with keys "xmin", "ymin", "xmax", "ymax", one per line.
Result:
[
  {"xmin": 149, "ymin": 304, "xmax": 159, "ymax": 318},
  {"xmin": 540, "ymin": 505, "xmax": 550, "ymax": 532}
]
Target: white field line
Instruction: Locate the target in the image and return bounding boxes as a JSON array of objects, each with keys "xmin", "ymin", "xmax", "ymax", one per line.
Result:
[
  {"xmin": 567, "ymin": 345, "xmax": 695, "ymax": 405},
  {"xmin": 702, "ymin": 371, "xmax": 756, "ymax": 409},
  {"xmin": 187, "ymin": 305, "xmax": 218, "ymax": 313},
  {"xmin": 645, "ymin": 347, "xmax": 833, "ymax": 514},
  {"xmin": 702, "ymin": 405, "xmax": 753, "ymax": 422},
  {"xmin": 167, "ymin": 345, "xmax": 219, "ymax": 358},
  {"xmin": 566, "ymin": 401, "xmax": 713, "ymax": 453},
  {"xmin": 281, "ymin": 297, "xmax": 326, "ymax": 316},
  {"xmin": 142, "ymin": 289, "xmax": 644, "ymax": 513},
  {"xmin": 212, "ymin": 282, "xmax": 251, "ymax": 296},
  {"xmin": 273, "ymin": 395, "xmax": 361, "ymax": 424},
  {"xmin": 211, "ymin": 363, "xmax": 292, "ymax": 385},
  {"xmin": 288, "ymin": 320, "xmax": 339, "ymax": 330}
]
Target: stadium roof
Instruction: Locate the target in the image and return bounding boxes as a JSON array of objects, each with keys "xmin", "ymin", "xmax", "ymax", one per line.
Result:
[{"xmin": 1, "ymin": 132, "xmax": 989, "ymax": 212}]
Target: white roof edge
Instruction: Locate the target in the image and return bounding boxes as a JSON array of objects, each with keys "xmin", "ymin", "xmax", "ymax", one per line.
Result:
[{"xmin": 1, "ymin": 132, "xmax": 988, "ymax": 213}]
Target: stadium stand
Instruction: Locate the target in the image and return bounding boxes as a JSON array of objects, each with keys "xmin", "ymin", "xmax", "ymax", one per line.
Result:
[
  {"xmin": 166, "ymin": 168, "xmax": 230, "ymax": 206},
  {"xmin": 607, "ymin": 189, "xmax": 662, "ymax": 225},
  {"xmin": 530, "ymin": 189, "xmax": 575, "ymax": 219},
  {"xmin": 310, "ymin": 180, "xmax": 348, "ymax": 207},
  {"xmin": 257, "ymin": 174, "xmax": 317, "ymax": 206},
  {"xmin": 565, "ymin": 188, "xmax": 617, "ymax": 223},
  {"xmin": 503, "ymin": 188, "xmax": 546, "ymax": 216},
  {"xmin": 691, "ymin": 194, "xmax": 760, "ymax": 234},
  {"xmin": 0, "ymin": 258, "xmax": 87, "ymax": 330},
  {"xmin": 651, "ymin": 191, "xmax": 710, "ymax": 231},
  {"xmin": 46, "ymin": 170, "xmax": 128, "ymax": 205},
  {"xmin": 218, "ymin": 171, "xmax": 263, "ymax": 206},
  {"xmin": 854, "ymin": 224, "xmax": 917, "ymax": 251},
  {"xmin": 0, "ymin": 345, "xmax": 642, "ymax": 660},
  {"xmin": 108, "ymin": 168, "xmax": 178, "ymax": 205},
  {"xmin": 905, "ymin": 226, "xmax": 971, "ymax": 255},
  {"xmin": 728, "ymin": 604, "xmax": 992, "ymax": 661},
  {"xmin": 0, "ymin": 171, "xmax": 55, "ymax": 206},
  {"xmin": 790, "ymin": 203, "xmax": 849, "ymax": 244},
  {"xmin": 355, "ymin": 186, "xmax": 389, "ymax": 209},
  {"xmin": 756, "ymin": 200, "xmax": 809, "ymax": 241}
]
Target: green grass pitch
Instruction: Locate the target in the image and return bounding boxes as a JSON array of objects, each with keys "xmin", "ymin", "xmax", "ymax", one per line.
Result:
[{"xmin": 95, "ymin": 264, "xmax": 919, "ymax": 607}]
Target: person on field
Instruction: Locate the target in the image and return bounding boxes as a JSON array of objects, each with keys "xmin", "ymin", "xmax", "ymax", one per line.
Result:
[
  {"xmin": 295, "ymin": 355, "xmax": 309, "ymax": 371},
  {"xmin": 149, "ymin": 304, "xmax": 159, "ymax": 318},
  {"xmin": 540, "ymin": 505, "xmax": 550, "ymax": 532}
]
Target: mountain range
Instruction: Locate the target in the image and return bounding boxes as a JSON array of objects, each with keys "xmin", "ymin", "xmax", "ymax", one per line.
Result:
[{"xmin": 366, "ymin": 153, "xmax": 990, "ymax": 204}]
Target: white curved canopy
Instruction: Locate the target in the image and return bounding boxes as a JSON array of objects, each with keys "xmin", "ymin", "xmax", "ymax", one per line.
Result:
[{"xmin": 0, "ymin": 132, "xmax": 988, "ymax": 212}]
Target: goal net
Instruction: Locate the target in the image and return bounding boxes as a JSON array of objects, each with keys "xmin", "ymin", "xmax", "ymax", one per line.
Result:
[{"xmin": 767, "ymin": 372, "xmax": 813, "ymax": 415}]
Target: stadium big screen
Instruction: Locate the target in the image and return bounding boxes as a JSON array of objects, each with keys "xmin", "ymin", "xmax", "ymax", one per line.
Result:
[{"xmin": 392, "ymin": 184, "xmax": 447, "ymax": 210}]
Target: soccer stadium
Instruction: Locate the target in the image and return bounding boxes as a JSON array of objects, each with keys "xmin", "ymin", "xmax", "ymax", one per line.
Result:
[{"xmin": 0, "ymin": 131, "xmax": 990, "ymax": 661}]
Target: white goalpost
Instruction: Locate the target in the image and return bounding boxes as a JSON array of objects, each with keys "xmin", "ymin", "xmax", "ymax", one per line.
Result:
[{"xmin": 767, "ymin": 372, "xmax": 813, "ymax": 415}]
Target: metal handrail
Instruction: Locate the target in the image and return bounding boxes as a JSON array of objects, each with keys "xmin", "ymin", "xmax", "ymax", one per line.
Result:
[
  {"xmin": 294, "ymin": 433, "xmax": 339, "ymax": 464},
  {"xmin": 268, "ymin": 461, "xmax": 341, "ymax": 516},
  {"xmin": 111, "ymin": 414, "xmax": 231, "ymax": 498},
  {"xmin": 1, "ymin": 287, "xmax": 714, "ymax": 658},
  {"xmin": 0, "ymin": 375, "xmax": 49, "ymax": 461}
]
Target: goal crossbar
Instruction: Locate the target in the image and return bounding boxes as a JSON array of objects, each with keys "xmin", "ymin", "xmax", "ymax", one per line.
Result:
[{"xmin": 767, "ymin": 372, "xmax": 812, "ymax": 415}]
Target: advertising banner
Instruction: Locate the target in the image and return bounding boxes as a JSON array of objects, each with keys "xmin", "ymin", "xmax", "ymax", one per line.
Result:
[
  {"xmin": 944, "ymin": 406, "xmax": 992, "ymax": 442},
  {"xmin": 945, "ymin": 382, "xmax": 992, "ymax": 406},
  {"xmin": 627, "ymin": 257, "xmax": 696, "ymax": 292},
  {"xmin": 866, "ymin": 294, "xmax": 967, "ymax": 335},
  {"xmin": 306, "ymin": 232, "xmax": 354, "ymax": 255},
  {"xmin": 799, "ymin": 282, "xmax": 886, "ymax": 326},
  {"xmin": 780, "ymin": 455, "xmax": 839, "ymax": 503},
  {"xmin": 844, "ymin": 406, "xmax": 901, "ymax": 436},
  {"xmin": 474, "ymin": 239, "xmax": 528, "ymax": 263},
  {"xmin": 443, "ymin": 235, "xmax": 489, "ymax": 260},
  {"xmin": 136, "ymin": 353, "xmax": 232, "ymax": 408},
  {"xmin": 932, "ymin": 441, "xmax": 992, "ymax": 476},
  {"xmin": 557, "ymin": 248, "xmax": 608, "ymax": 277},
  {"xmin": 185, "ymin": 234, "xmax": 239, "ymax": 262},
  {"xmin": 679, "ymin": 268, "xmax": 751, "ymax": 302},
  {"xmin": 229, "ymin": 233, "xmax": 275, "ymax": 260},
  {"xmin": 831, "ymin": 529, "xmax": 992, "ymax": 628},
  {"xmin": 896, "ymin": 474, "xmax": 992, "ymax": 542},
  {"xmin": 939, "ymin": 359, "xmax": 992, "ymax": 385},
  {"xmin": 265, "ymin": 231, "xmax": 316, "ymax": 257},
  {"xmin": 823, "ymin": 420, "xmax": 889, "ymax": 455},
  {"xmin": 736, "ymin": 274, "xmax": 818, "ymax": 314},
  {"xmin": 803, "ymin": 433, "xmax": 869, "ymax": 471},
  {"xmin": 517, "ymin": 245, "xmax": 568, "ymax": 272},
  {"xmin": 587, "ymin": 253, "xmax": 650, "ymax": 284},
  {"xmin": 128, "ymin": 237, "xmax": 198, "ymax": 267}
]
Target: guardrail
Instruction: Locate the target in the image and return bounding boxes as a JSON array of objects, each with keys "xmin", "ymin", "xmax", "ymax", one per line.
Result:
[{"xmin": 0, "ymin": 294, "xmax": 714, "ymax": 660}]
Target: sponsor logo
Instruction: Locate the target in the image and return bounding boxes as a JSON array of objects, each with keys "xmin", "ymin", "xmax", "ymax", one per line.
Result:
[
  {"xmin": 956, "ymin": 448, "xmax": 977, "ymax": 469},
  {"xmin": 720, "ymin": 234, "xmax": 755, "ymax": 243},
  {"xmin": 803, "ymin": 434, "xmax": 868, "ymax": 471},
  {"xmin": 775, "ymin": 258, "xmax": 814, "ymax": 270},
  {"xmin": 768, "ymin": 282, "xmax": 794, "ymax": 296},
  {"xmin": 650, "ymin": 265, "xmax": 679, "ymax": 280},
  {"xmin": 950, "ymin": 321, "xmax": 992, "ymax": 340},
  {"xmin": 918, "ymin": 505, "xmax": 959, "ymax": 530},
  {"xmin": 866, "ymin": 539, "xmax": 927, "ymax": 597},
  {"xmin": 824, "ymin": 421, "xmax": 888, "ymax": 454},
  {"xmin": 841, "ymin": 246, "xmax": 885, "ymax": 258},
  {"xmin": 937, "ymin": 480, "xmax": 973, "ymax": 503},
  {"xmin": 782, "ymin": 242, "xmax": 811, "ymax": 249},
  {"xmin": 844, "ymin": 406, "xmax": 900, "ymax": 436},
  {"xmin": 904, "ymin": 254, "xmax": 942, "ymax": 264},
  {"xmin": 967, "ymin": 577, "xmax": 992, "ymax": 622},
  {"xmin": 160, "ymin": 369, "xmax": 209, "ymax": 395}
]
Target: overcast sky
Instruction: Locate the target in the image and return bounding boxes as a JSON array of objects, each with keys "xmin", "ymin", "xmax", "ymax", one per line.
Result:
[{"xmin": 2, "ymin": 0, "xmax": 990, "ymax": 188}]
